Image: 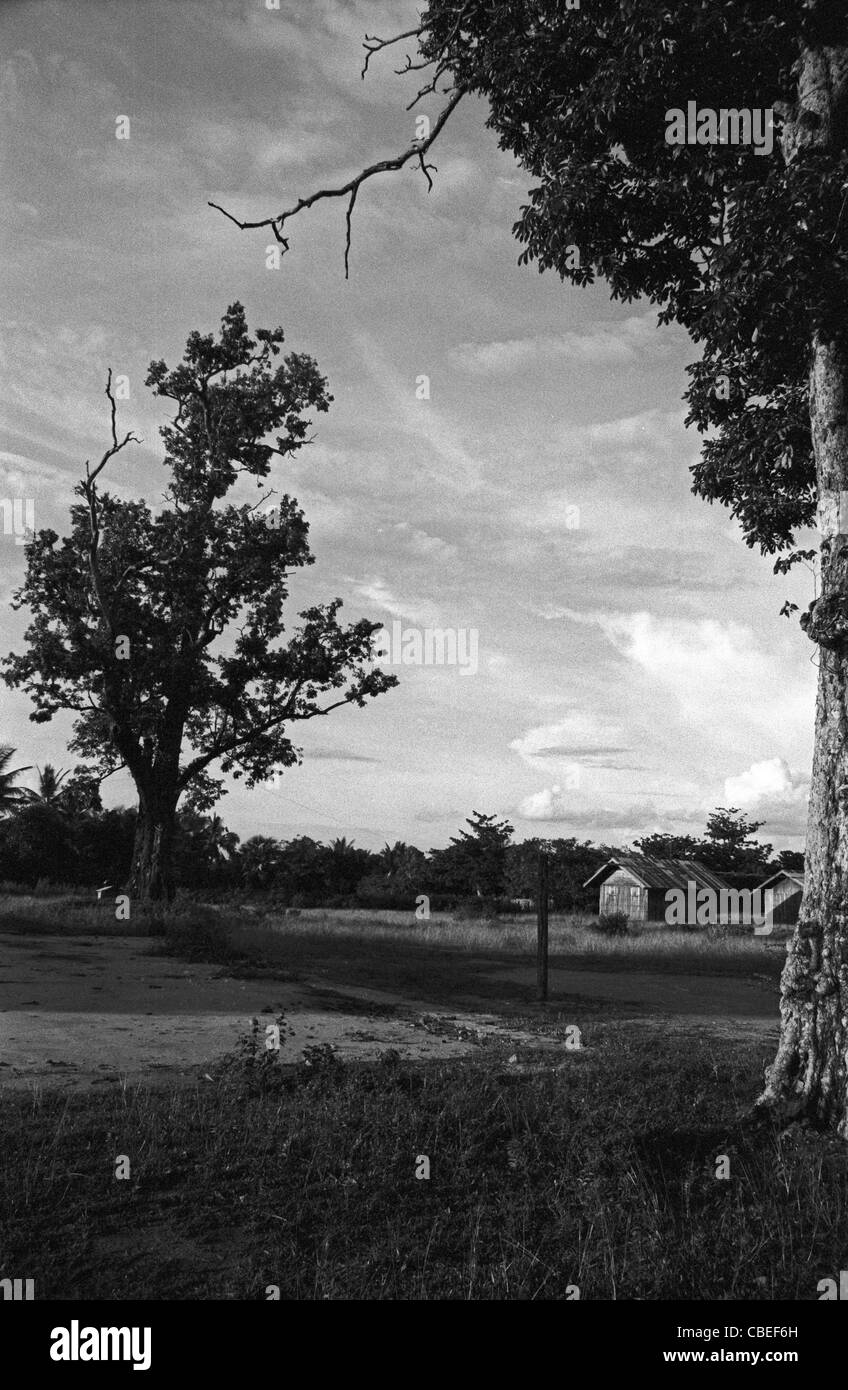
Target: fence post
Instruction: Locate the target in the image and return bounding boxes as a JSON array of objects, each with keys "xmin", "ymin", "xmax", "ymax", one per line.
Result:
[{"xmin": 537, "ymin": 853, "xmax": 549, "ymax": 1001}]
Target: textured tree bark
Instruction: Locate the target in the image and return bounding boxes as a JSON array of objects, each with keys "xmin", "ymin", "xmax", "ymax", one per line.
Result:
[
  {"xmin": 759, "ymin": 43, "xmax": 848, "ymax": 1134},
  {"xmin": 127, "ymin": 795, "xmax": 177, "ymax": 905}
]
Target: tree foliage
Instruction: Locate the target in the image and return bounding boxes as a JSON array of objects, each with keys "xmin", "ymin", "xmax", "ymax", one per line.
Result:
[{"xmin": 3, "ymin": 305, "xmax": 397, "ymax": 896}]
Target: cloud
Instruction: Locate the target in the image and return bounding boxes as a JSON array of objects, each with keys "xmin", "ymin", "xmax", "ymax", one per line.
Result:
[
  {"xmin": 723, "ymin": 758, "xmax": 809, "ymax": 836},
  {"xmin": 389, "ymin": 522, "xmax": 457, "ymax": 560},
  {"xmin": 586, "ymin": 409, "xmax": 684, "ymax": 447},
  {"xmin": 0, "ymin": 450, "xmax": 69, "ymax": 492},
  {"xmin": 306, "ymin": 749, "xmax": 380, "ymax": 763},
  {"xmin": 514, "ymin": 795, "xmax": 674, "ymax": 832},
  {"xmin": 356, "ymin": 332, "xmax": 484, "ymax": 494},
  {"xmin": 350, "ymin": 578, "xmax": 439, "ymax": 626},
  {"xmin": 559, "ymin": 607, "xmax": 797, "ymax": 726},
  {"xmin": 414, "ymin": 807, "xmax": 466, "ymax": 824},
  {"xmin": 517, "ymin": 785, "xmax": 574, "ymax": 821},
  {"xmin": 449, "ymin": 315, "xmax": 671, "ymax": 376},
  {"xmin": 725, "ymin": 757, "xmax": 804, "ymax": 807},
  {"xmin": 510, "ymin": 714, "xmax": 627, "ymax": 775}
]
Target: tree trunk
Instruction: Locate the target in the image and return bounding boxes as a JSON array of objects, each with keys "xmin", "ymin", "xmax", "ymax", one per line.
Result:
[
  {"xmin": 128, "ymin": 796, "xmax": 177, "ymax": 905},
  {"xmin": 759, "ymin": 43, "xmax": 848, "ymax": 1133}
]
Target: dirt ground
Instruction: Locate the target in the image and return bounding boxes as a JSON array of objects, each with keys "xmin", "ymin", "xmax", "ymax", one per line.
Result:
[{"xmin": 0, "ymin": 933, "xmax": 780, "ymax": 1089}]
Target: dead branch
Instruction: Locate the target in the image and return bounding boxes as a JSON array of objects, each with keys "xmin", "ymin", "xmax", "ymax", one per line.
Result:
[
  {"xmin": 209, "ymin": 88, "xmax": 464, "ymax": 277},
  {"xmin": 361, "ymin": 27, "xmax": 424, "ymax": 80},
  {"xmin": 85, "ymin": 369, "xmax": 141, "ymax": 489},
  {"xmin": 80, "ymin": 370, "xmax": 141, "ymax": 634}
]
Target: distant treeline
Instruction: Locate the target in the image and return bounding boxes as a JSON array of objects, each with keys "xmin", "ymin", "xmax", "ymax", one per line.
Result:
[{"xmin": 0, "ymin": 782, "xmax": 804, "ymax": 910}]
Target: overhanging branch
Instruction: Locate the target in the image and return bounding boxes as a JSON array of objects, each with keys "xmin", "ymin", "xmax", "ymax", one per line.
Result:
[
  {"xmin": 209, "ymin": 88, "xmax": 465, "ymax": 277},
  {"xmin": 361, "ymin": 26, "xmax": 425, "ymax": 80}
]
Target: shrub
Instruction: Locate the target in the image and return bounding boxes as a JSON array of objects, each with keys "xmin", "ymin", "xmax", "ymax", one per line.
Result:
[
  {"xmin": 210, "ymin": 1013, "xmax": 289, "ymax": 1095},
  {"xmin": 594, "ymin": 911, "xmax": 630, "ymax": 936}
]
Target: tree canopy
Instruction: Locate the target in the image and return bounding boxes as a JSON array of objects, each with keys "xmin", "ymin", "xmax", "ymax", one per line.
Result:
[{"xmin": 3, "ymin": 304, "xmax": 397, "ymax": 898}]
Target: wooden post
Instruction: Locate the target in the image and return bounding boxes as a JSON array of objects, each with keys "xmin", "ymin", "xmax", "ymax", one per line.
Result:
[{"xmin": 537, "ymin": 853, "xmax": 549, "ymax": 1001}]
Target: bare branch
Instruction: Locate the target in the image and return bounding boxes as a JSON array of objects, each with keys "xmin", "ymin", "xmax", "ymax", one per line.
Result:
[
  {"xmin": 208, "ymin": 88, "xmax": 464, "ymax": 277},
  {"xmin": 395, "ymin": 51, "xmax": 433, "ymax": 75},
  {"xmin": 405, "ymin": 65, "xmax": 453, "ymax": 111},
  {"xmin": 361, "ymin": 27, "xmax": 424, "ymax": 80},
  {"xmin": 86, "ymin": 369, "xmax": 141, "ymax": 488},
  {"xmin": 80, "ymin": 370, "xmax": 141, "ymax": 634}
]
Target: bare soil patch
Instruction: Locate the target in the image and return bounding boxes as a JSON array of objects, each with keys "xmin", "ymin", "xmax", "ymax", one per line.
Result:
[{"xmin": 0, "ymin": 932, "xmax": 779, "ymax": 1089}]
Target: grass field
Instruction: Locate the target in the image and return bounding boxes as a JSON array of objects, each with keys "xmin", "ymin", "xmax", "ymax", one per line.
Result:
[
  {"xmin": 1, "ymin": 896, "xmax": 815, "ymax": 1301},
  {"xmin": 2, "ymin": 1029, "xmax": 844, "ymax": 1300},
  {"xmin": 154, "ymin": 904, "xmax": 787, "ymax": 1011},
  {"xmin": 0, "ymin": 893, "xmax": 785, "ymax": 975}
]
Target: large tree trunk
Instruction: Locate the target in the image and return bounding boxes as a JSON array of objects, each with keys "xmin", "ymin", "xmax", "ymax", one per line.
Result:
[
  {"xmin": 128, "ymin": 794, "xmax": 177, "ymax": 905},
  {"xmin": 759, "ymin": 43, "xmax": 848, "ymax": 1134}
]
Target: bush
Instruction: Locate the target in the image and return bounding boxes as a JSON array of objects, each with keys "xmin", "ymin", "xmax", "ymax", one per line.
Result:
[{"xmin": 594, "ymin": 911, "xmax": 630, "ymax": 936}]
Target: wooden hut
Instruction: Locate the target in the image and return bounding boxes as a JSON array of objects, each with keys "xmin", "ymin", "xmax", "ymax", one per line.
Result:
[
  {"xmin": 583, "ymin": 854, "xmax": 729, "ymax": 927},
  {"xmin": 758, "ymin": 870, "xmax": 805, "ymax": 927}
]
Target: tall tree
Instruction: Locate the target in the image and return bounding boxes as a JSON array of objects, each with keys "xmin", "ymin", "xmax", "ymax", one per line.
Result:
[
  {"xmin": 324, "ymin": 836, "xmax": 374, "ymax": 898},
  {"xmin": 217, "ymin": 1, "xmax": 848, "ymax": 1134},
  {"xmin": 3, "ymin": 305, "xmax": 396, "ymax": 904},
  {"xmin": 700, "ymin": 807, "xmax": 773, "ymax": 874},
  {"xmin": 634, "ymin": 831, "xmax": 704, "ymax": 861},
  {"xmin": 446, "ymin": 811, "xmax": 514, "ymax": 898},
  {"xmin": 636, "ymin": 810, "xmax": 774, "ymax": 873}
]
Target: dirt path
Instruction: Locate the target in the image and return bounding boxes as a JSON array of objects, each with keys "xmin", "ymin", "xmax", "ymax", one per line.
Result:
[
  {"xmin": 0, "ymin": 934, "xmax": 552, "ymax": 1088},
  {"xmin": 0, "ymin": 934, "xmax": 780, "ymax": 1089}
]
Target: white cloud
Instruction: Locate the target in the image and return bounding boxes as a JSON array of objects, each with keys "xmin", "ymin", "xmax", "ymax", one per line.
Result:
[
  {"xmin": 449, "ymin": 315, "xmax": 671, "ymax": 376},
  {"xmin": 724, "ymin": 758, "xmax": 809, "ymax": 837},
  {"xmin": 726, "ymin": 757, "xmax": 801, "ymax": 806},
  {"xmin": 517, "ymin": 784, "xmax": 573, "ymax": 821},
  {"xmin": 390, "ymin": 522, "xmax": 456, "ymax": 559},
  {"xmin": 511, "ymin": 712, "xmax": 623, "ymax": 769},
  {"xmin": 351, "ymin": 577, "xmax": 439, "ymax": 626},
  {"xmin": 0, "ymin": 450, "xmax": 69, "ymax": 492}
]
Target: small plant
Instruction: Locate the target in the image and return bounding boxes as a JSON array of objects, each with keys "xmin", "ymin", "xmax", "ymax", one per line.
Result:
[
  {"xmin": 210, "ymin": 1012, "xmax": 288, "ymax": 1093},
  {"xmin": 300, "ymin": 1042, "xmax": 343, "ymax": 1079}
]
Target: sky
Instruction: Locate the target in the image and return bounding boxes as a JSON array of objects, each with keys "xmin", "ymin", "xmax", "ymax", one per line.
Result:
[{"xmin": 0, "ymin": 0, "xmax": 818, "ymax": 853}]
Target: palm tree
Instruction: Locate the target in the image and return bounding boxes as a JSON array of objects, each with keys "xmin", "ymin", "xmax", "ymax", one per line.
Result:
[
  {"xmin": 380, "ymin": 840, "xmax": 411, "ymax": 878},
  {"xmin": 198, "ymin": 814, "xmax": 239, "ymax": 862},
  {"xmin": 0, "ymin": 745, "xmax": 33, "ymax": 816},
  {"xmin": 28, "ymin": 764, "xmax": 70, "ymax": 807}
]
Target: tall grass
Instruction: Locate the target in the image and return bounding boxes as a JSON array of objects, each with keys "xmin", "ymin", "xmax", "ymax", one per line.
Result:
[
  {"xmin": 0, "ymin": 893, "xmax": 211, "ymax": 938},
  {"xmin": 0, "ymin": 895, "xmax": 786, "ymax": 980},
  {"xmin": 253, "ymin": 907, "xmax": 784, "ymax": 963}
]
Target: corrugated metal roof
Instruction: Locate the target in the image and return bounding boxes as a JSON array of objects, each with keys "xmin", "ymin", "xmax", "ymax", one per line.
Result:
[
  {"xmin": 583, "ymin": 854, "xmax": 729, "ymax": 893},
  {"xmin": 759, "ymin": 870, "xmax": 806, "ymax": 891}
]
